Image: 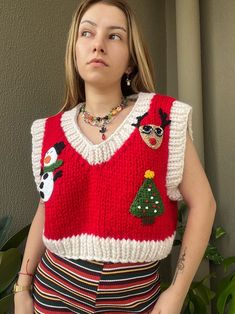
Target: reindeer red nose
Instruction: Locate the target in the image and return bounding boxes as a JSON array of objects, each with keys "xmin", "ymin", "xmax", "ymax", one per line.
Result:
[{"xmin": 149, "ymin": 137, "xmax": 157, "ymax": 145}]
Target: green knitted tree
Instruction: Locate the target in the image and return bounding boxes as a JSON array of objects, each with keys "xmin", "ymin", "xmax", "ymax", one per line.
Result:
[{"xmin": 130, "ymin": 170, "xmax": 164, "ymax": 225}]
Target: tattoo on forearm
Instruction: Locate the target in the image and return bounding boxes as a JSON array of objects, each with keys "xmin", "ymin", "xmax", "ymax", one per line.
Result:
[{"xmin": 172, "ymin": 247, "xmax": 186, "ymax": 285}]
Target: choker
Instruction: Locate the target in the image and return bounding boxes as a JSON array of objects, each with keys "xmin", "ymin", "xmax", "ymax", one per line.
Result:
[{"xmin": 79, "ymin": 97, "xmax": 128, "ymax": 141}]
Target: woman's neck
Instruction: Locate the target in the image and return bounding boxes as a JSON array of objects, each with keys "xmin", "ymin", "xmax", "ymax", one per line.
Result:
[{"xmin": 84, "ymin": 85, "xmax": 124, "ymax": 116}]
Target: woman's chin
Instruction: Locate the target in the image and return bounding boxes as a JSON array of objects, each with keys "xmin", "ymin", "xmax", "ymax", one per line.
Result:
[{"xmin": 84, "ymin": 77, "xmax": 119, "ymax": 89}]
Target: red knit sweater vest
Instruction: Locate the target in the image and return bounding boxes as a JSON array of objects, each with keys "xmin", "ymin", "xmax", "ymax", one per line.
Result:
[{"xmin": 31, "ymin": 93, "xmax": 193, "ymax": 262}]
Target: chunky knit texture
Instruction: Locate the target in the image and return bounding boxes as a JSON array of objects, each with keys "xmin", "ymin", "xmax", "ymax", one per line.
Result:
[{"xmin": 31, "ymin": 93, "xmax": 193, "ymax": 263}]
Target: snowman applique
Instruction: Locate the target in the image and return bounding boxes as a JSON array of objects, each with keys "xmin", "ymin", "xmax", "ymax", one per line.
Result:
[{"xmin": 39, "ymin": 141, "xmax": 65, "ymax": 202}]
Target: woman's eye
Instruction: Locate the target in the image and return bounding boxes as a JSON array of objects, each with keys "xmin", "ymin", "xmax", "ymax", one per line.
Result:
[
  {"xmin": 81, "ymin": 31, "xmax": 91, "ymax": 37},
  {"xmin": 141, "ymin": 125, "xmax": 152, "ymax": 134},
  {"xmin": 109, "ymin": 34, "xmax": 121, "ymax": 40}
]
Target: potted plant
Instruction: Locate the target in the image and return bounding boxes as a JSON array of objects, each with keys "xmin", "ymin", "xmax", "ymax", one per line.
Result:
[
  {"xmin": 163, "ymin": 202, "xmax": 235, "ymax": 314},
  {"xmin": 216, "ymin": 256, "xmax": 235, "ymax": 314},
  {"xmin": 0, "ymin": 216, "xmax": 30, "ymax": 313}
]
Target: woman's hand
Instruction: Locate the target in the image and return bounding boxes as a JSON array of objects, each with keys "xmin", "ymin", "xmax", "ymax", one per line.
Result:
[
  {"xmin": 14, "ymin": 291, "xmax": 34, "ymax": 314},
  {"xmin": 150, "ymin": 286, "xmax": 185, "ymax": 314}
]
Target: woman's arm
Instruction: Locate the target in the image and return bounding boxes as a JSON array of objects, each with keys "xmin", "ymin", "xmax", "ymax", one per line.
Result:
[
  {"xmin": 152, "ymin": 132, "xmax": 216, "ymax": 314},
  {"xmin": 170, "ymin": 131, "xmax": 216, "ymax": 297},
  {"xmin": 14, "ymin": 201, "xmax": 46, "ymax": 313}
]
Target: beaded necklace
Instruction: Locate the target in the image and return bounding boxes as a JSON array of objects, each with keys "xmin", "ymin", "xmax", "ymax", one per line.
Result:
[{"xmin": 79, "ymin": 97, "xmax": 128, "ymax": 141}]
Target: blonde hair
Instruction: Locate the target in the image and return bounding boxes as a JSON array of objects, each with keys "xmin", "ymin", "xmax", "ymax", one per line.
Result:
[{"xmin": 60, "ymin": 0, "xmax": 155, "ymax": 112}]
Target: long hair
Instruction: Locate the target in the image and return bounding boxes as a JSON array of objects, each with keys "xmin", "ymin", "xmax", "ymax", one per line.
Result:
[{"xmin": 60, "ymin": 0, "xmax": 155, "ymax": 112}]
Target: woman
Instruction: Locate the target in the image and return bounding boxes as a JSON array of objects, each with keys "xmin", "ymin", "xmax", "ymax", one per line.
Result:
[{"xmin": 14, "ymin": 0, "xmax": 216, "ymax": 313}]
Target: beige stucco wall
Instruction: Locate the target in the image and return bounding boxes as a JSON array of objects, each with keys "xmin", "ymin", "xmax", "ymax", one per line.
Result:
[
  {"xmin": 200, "ymin": 0, "xmax": 235, "ymax": 292},
  {"xmin": 0, "ymin": 1, "xmax": 79, "ymax": 234},
  {"xmin": 165, "ymin": 0, "xmax": 235, "ymax": 292}
]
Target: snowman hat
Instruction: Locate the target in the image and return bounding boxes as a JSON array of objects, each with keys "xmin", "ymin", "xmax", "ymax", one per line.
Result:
[{"xmin": 54, "ymin": 142, "xmax": 65, "ymax": 155}]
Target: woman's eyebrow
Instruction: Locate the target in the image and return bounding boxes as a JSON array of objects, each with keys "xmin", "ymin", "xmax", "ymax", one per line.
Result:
[{"xmin": 80, "ymin": 20, "xmax": 127, "ymax": 32}]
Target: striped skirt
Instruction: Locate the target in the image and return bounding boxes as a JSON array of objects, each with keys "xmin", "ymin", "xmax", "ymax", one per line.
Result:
[{"xmin": 32, "ymin": 249, "xmax": 161, "ymax": 313}]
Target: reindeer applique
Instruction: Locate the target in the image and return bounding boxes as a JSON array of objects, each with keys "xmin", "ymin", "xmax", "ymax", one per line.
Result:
[{"xmin": 131, "ymin": 109, "xmax": 171, "ymax": 150}]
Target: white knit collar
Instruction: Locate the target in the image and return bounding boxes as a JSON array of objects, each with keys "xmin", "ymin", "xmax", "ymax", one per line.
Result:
[{"xmin": 60, "ymin": 92, "xmax": 155, "ymax": 165}]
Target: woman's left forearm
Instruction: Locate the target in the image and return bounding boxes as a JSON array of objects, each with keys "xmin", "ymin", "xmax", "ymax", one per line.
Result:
[{"xmin": 169, "ymin": 197, "xmax": 216, "ymax": 301}]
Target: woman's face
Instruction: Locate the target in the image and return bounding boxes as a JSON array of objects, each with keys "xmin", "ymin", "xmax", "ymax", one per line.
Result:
[{"xmin": 75, "ymin": 2, "xmax": 130, "ymax": 89}]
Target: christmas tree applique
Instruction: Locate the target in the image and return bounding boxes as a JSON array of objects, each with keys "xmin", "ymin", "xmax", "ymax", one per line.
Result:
[{"xmin": 130, "ymin": 170, "xmax": 164, "ymax": 225}]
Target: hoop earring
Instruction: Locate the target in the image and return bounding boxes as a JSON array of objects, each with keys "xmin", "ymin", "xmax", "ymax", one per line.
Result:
[{"xmin": 126, "ymin": 74, "xmax": 131, "ymax": 86}]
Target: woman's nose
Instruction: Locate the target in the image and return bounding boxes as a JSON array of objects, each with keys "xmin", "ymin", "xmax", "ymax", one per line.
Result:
[{"xmin": 93, "ymin": 35, "xmax": 106, "ymax": 53}]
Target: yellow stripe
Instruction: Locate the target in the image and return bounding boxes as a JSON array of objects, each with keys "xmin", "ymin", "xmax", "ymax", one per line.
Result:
[
  {"xmin": 34, "ymin": 284, "xmax": 60, "ymax": 301},
  {"xmin": 36, "ymin": 266, "xmax": 96, "ymax": 302},
  {"xmin": 44, "ymin": 251, "xmax": 99, "ymax": 287},
  {"xmin": 96, "ymin": 286, "xmax": 161, "ymax": 309},
  {"xmin": 34, "ymin": 278, "xmax": 95, "ymax": 314},
  {"xmin": 96, "ymin": 277, "xmax": 159, "ymax": 294},
  {"xmin": 34, "ymin": 284, "xmax": 94, "ymax": 314},
  {"xmin": 102, "ymin": 261, "xmax": 159, "ymax": 275},
  {"xmin": 35, "ymin": 250, "xmax": 160, "ymax": 312}
]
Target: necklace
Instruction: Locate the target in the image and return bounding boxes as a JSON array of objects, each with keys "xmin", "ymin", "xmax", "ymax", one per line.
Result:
[{"xmin": 79, "ymin": 97, "xmax": 128, "ymax": 141}]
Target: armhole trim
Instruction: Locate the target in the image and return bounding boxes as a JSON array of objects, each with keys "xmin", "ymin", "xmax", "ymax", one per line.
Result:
[
  {"xmin": 166, "ymin": 100, "xmax": 193, "ymax": 201},
  {"xmin": 31, "ymin": 118, "xmax": 47, "ymax": 191}
]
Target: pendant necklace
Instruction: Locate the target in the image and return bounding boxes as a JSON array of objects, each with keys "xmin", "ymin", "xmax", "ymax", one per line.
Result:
[{"xmin": 79, "ymin": 97, "xmax": 128, "ymax": 141}]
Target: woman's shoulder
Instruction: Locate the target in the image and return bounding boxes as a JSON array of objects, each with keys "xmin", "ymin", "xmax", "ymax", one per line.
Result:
[
  {"xmin": 30, "ymin": 108, "xmax": 67, "ymax": 136},
  {"xmin": 151, "ymin": 92, "xmax": 192, "ymax": 109},
  {"xmin": 139, "ymin": 92, "xmax": 192, "ymax": 115}
]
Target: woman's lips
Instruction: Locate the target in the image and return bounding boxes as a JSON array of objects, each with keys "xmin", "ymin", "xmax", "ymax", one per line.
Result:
[
  {"xmin": 88, "ymin": 58, "xmax": 108, "ymax": 66},
  {"xmin": 90, "ymin": 61, "xmax": 107, "ymax": 67}
]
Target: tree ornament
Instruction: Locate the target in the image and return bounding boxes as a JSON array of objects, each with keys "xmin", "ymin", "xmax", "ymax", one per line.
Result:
[{"xmin": 130, "ymin": 170, "xmax": 164, "ymax": 225}]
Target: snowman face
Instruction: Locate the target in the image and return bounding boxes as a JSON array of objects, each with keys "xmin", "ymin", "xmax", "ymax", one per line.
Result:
[
  {"xmin": 139, "ymin": 124, "xmax": 164, "ymax": 149},
  {"xmin": 44, "ymin": 147, "xmax": 58, "ymax": 166}
]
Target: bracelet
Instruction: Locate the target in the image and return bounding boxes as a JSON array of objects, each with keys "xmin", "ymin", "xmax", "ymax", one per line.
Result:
[
  {"xmin": 13, "ymin": 283, "xmax": 32, "ymax": 294},
  {"xmin": 18, "ymin": 259, "xmax": 34, "ymax": 277},
  {"xmin": 18, "ymin": 272, "xmax": 34, "ymax": 277}
]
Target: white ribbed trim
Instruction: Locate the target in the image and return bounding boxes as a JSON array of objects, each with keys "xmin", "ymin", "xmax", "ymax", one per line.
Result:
[
  {"xmin": 61, "ymin": 92, "xmax": 155, "ymax": 165},
  {"xmin": 31, "ymin": 118, "xmax": 47, "ymax": 190},
  {"xmin": 43, "ymin": 232, "xmax": 175, "ymax": 263},
  {"xmin": 166, "ymin": 100, "xmax": 193, "ymax": 201}
]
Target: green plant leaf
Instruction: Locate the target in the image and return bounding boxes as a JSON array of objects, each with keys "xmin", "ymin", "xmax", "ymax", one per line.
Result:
[
  {"xmin": 1, "ymin": 224, "xmax": 30, "ymax": 251},
  {"xmin": 182, "ymin": 278, "xmax": 214, "ymax": 314},
  {"xmin": 0, "ymin": 293, "xmax": 13, "ymax": 314},
  {"xmin": 189, "ymin": 300, "xmax": 195, "ymax": 313},
  {"xmin": 217, "ymin": 276, "xmax": 235, "ymax": 314},
  {"xmin": 192, "ymin": 272, "xmax": 215, "ymax": 290},
  {"xmin": 229, "ymin": 297, "xmax": 235, "ymax": 314},
  {"xmin": 216, "ymin": 273, "xmax": 234, "ymax": 299},
  {"xmin": 189, "ymin": 292, "xmax": 208, "ymax": 313},
  {"xmin": 0, "ymin": 248, "xmax": 21, "ymax": 293},
  {"xmin": 186, "ymin": 293, "xmax": 207, "ymax": 314},
  {"xmin": 223, "ymin": 256, "xmax": 235, "ymax": 273},
  {"xmin": 192, "ymin": 283, "xmax": 215, "ymax": 305},
  {"xmin": 213, "ymin": 226, "xmax": 226, "ymax": 239},
  {"xmin": 204, "ymin": 243, "xmax": 224, "ymax": 264},
  {"xmin": 182, "ymin": 299, "xmax": 195, "ymax": 314},
  {"xmin": 0, "ymin": 216, "xmax": 12, "ymax": 250}
]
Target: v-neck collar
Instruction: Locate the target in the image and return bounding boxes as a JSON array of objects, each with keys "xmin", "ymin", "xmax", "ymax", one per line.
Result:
[{"xmin": 60, "ymin": 92, "xmax": 155, "ymax": 165}]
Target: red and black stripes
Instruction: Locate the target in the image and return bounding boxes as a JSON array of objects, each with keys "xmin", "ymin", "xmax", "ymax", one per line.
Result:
[{"xmin": 33, "ymin": 249, "xmax": 161, "ymax": 313}]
